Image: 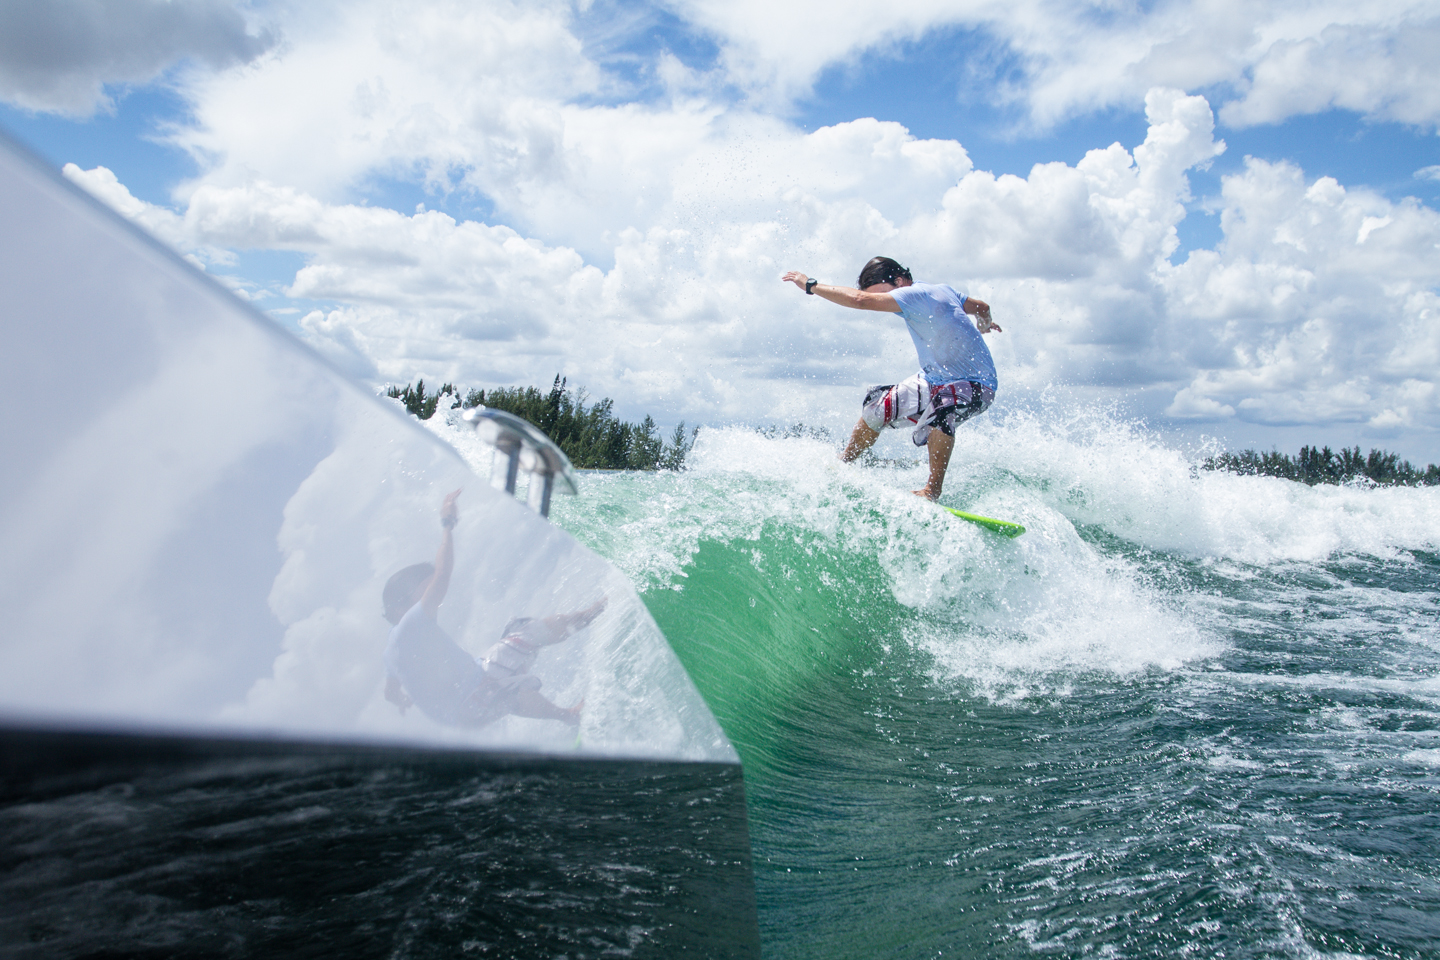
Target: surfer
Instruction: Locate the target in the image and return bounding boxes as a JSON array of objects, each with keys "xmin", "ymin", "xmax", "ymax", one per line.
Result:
[
  {"xmin": 783, "ymin": 257, "xmax": 1002, "ymax": 500},
  {"xmin": 381, "ymin": 489, "xmax": 605, "ymax": 728}
]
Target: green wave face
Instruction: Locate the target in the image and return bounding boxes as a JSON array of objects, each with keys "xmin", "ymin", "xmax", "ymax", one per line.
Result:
[
  {"xmin": 640, "ymin": 525, "xmax": 909, "ymax": 778},
  {"xmin": 548, "ymin": 426, "xmax": 1223, "ymax": 773}
]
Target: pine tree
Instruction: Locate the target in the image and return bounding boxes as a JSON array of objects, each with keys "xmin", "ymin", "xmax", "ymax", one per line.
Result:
[
  {"xmin": 388, "ymin": 376, "xmax": 695, "ymax": 471},
  {"xmin": 385, "ymin": 379, "xmax": 457, "ymax": 420},
  {"xmin": 1205, "ymin": 445, "xmax": 1439, "ymax": 487}
]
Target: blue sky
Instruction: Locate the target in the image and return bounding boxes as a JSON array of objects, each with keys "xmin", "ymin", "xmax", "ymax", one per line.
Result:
[{"xmin": 3, "ymin": 0, "xmax": 1439, "ymax": 460}]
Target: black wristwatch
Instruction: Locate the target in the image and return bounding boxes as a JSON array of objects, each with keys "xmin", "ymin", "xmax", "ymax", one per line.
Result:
[{"xmin": 805, "ymin": 278, "xmax": 818, "ymax": 295}]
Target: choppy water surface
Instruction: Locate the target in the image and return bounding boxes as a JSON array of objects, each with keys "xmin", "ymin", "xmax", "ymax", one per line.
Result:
[
  {"xmin": 544, "ymin": 416, "xmax": 1440, "ymax": 960},
  {"xmin": 0, "ymin": 737, "xmax": 757, "ymax": 959}
]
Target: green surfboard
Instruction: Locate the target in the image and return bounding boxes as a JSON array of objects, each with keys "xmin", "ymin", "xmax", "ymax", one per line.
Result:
[{"xmin": 944, "ymin": 506, "xmax": 1026, "ymax": 537}]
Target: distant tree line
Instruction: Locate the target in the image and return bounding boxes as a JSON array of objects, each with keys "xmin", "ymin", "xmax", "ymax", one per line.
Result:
[
  {"xmin": 1203, "ymin": 445, "xmax": 1440, "ymax": 487},
  {"xmin": 385, "ymin": 377, "xmax": 697, "ymax": 471}
]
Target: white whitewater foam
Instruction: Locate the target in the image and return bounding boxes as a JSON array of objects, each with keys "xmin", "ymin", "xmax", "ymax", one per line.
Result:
[
  {"xmin": 965, "ymin": 406, "xmax": 1440, "ymax": 564},
  {"xmin": 420, "ymin": 406, "xmax": 1437, "ymax": 704}
]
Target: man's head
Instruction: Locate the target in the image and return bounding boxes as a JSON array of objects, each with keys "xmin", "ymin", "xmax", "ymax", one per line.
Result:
[
  {"xmin": 382, "ymin": 562, "xmax": 435, "ymax": 625},
  {"xmin": 857, "ymin": 256, "xmax": 912, "ymax": 291}
]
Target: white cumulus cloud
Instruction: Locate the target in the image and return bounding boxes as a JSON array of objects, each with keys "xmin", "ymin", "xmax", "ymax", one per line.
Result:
[
  {"xmin": 1163, "ymin": 161, "xmax": 1440, "ymax": 429},
  {"xmin": 65, "ymin": 83, "xmax": 1440, "ymax": 449},
  {"xmin": 0, "ymin": 0, "xmax": 274, "ymax": 117}
]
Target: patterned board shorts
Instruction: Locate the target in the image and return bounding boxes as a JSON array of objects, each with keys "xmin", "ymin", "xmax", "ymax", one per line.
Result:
[{"xmin": 861, "ymin": 373, "xmax": 995, "ymax": 446}]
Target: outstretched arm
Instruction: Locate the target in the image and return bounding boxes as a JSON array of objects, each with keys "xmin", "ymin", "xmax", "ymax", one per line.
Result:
[
  {"xmin": 420, "ymin": 489, "xmax": 461, "ymax": 618},
  {"xmin": 964, "ymin": 297, "xmax": 1002, "ymax": 333},
  {"xmin": 782, "ymin": 271, "xmax": 901, "ymax": 313}
]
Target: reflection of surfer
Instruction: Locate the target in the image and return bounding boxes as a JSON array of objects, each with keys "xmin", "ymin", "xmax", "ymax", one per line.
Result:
[
  {"xmin": 783, "ymin": 257, "xmax": 1002, "ymax": 501},
  {"xmin": 381, "ymin": 489, "xmax": 605, "ymax": 728}
]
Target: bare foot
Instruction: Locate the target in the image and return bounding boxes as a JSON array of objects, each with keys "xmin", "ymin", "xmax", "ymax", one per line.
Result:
[
  {"xmin": 562, "ymin": 699, "xmax": 585, "ymax": 726},
  {"xmin": 912, "ymin": 488, "xmax": 940, "ymax": 501}
]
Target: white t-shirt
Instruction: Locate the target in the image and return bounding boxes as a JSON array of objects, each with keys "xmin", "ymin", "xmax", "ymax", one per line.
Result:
[
  {"xmin": 383, "ymin": 603, "xmax": 487, "ymax": 726},
  {"xmin": 890, "ymin": 282, "xmax": 998, "ymax": 391}
]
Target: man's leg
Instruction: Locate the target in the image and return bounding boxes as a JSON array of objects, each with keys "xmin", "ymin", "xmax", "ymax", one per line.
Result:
[
  {"xmin": 534, "ymin": 597, "xmax": 607, "ymax": 643},
  {"xmin": 914, "ymin": 429, "xmax": 955, "ymax": 500},
  {"xmin": 841, "ymin": 419, "xmax": 881, "ymax": 462},
  {"xmin": 510, "ymin": 689, "xmax": 582, "ymax": 725}
]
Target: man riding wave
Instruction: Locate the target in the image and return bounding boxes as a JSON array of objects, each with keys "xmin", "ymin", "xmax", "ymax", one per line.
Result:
[{"xmin": 783, "ymin": 257, "xmax": 1002, "ymax": 501}]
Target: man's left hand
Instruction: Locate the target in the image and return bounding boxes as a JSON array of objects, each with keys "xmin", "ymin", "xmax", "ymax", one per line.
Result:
[{"xmin": 967, "ymin": 298, "xmax": 1002, "ymax": 333}]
